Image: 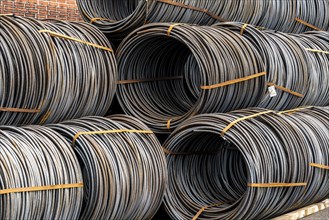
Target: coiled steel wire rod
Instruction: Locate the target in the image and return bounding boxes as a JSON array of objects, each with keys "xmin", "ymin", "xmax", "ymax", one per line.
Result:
[
  {"xmin": 116, "ymin": 23, "xmax": 267, "ymax": 133},
  {"xmin": 50, "ymin": 115, "xmax": 167, "ymax": 219},
  {"xmin": 216, "ymin": 23, "xmax": 329, "ymax": 108},
  {"xmin": 0, "ymin": 126, "xmax": 83, "ymax": 219},
  {"xmin": 76, "ymin": 0, "xmax": 329, "ymax": 42},
  {"xmin": 0, "ymin": 16, "xmax": 116, "ymax": 126},
  {"xmin": 162, "ymin": 107, "xmax": 329, "ymax": 219}
]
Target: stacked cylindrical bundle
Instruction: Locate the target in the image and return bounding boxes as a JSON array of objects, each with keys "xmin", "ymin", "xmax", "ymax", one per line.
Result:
[
  {"xmin": 116, "ymin": 23, "xmax": 267, "ymax": 133},
  {"xmin": 162, "ymin": 107, "xmax": 329, "ymax": 219},
  {"xmin": 0, "ymin": 126, "xmax": 83, "ymax": 219},
  {"xmin": 50, "ymin": 115, "xmax": 167, "ymax": 219},
  {"xmin": 216, "ymin": 23, "xmax": 329, "ymax": 108},
  {"xmin": 0, "ymin": 16, "xmax": 116, "ymax": 126},
  {"xmin": 76, "ymin": 0, "xmax": 329, "ymax": 41},
  {"xmin": 116, "ymin": 23, "xmax": 329, "ymax": 132}
]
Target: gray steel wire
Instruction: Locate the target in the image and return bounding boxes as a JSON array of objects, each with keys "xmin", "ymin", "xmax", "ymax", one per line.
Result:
[
  {"xmin": 162, "ymin": 107, "xmax": 329, "ymax": 219},
  {"xmin": 49, "ymin": 115, "xmax": 168, "ymax": 219},
  {"xmin": 0, "ymin": 15, "xmax": 116, "ymax": 126},
  {"xmin": 116, "ymin": 23, "xmax": 267, "ymax": 133},
  {"xmin": 76, "ymin": 0, "xmax": 329, "ymax": 42},
  {"xmin": 0, "ymin": 126, "xmax": 83, "ymax": 219},
  {"xmin": 215, "ymin": 23, "xmax": 329, "ymax": 108}
]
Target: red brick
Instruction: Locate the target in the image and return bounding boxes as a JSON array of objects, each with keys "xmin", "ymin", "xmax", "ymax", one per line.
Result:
[{"xmin": 2, "ymin": 0, "xmax": 83, "ymax": 21}]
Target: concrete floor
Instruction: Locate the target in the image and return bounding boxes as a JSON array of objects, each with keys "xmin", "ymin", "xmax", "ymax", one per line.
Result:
[{"xmin": 303, "ymin": 209, "xmax": 329, "ymax": 219}]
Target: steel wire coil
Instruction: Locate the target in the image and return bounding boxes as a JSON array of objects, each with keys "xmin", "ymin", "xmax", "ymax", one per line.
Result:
[
  {"xmin": 50, "ymin": 115, "xmax": 167, "ymax": 219},
  {"xmin": 77, "ymin": 0, "xmax": 329, "ymax": 42},
  {"xmin": 214, "ymin": 23, "xmax": 310, "ymax": 110},
  {"xmin": 0, "ymin": 126, "xmax": 83, "ymax": 219},
  {"xmin": 162, "ymin": 107, "xmax": 329, "ymax": 219},
  {"xmin": 0, "ymin": 16, "xmax": 51, "ymax": 125},
  {"xmin": 116, "ymin": 23, "xmax": 267, "ymax": 133},
  {"xmin": 0, "ymin": 15, "xmax": 116, "ymax": 126},
  {"xmin": 216, "ymin": 23, "xmax": 329, "ymax": 108}
]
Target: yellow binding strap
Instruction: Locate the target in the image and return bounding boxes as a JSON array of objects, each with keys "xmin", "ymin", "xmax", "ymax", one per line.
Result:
[
  {"xmin": 278, "ymin": 106, "xmax": 313, "ymax": 115},
  {"xmin": 305, "ymin": 48, "xmax": 329, "ymax": 55},
  {"xmin": 295, "ymin": 18, "xmax": 322, "ymax": 31},
  {"xmin": 167, "ymin": 23, "xmax": 181, "ymax": 36},
  {"xmin": 118, "ymin": 76, "xmax": 183, "ymax": 85},
  {"xmin": 0, "ymin": 107, "xmax": 40, "ymax": 113},
  {"xmin": 39, "ymin": 30, "xmax": 113, "ymax": 52},
  {"xmin": 266, "ymin": 83, "xmax": 304, "ymax": 98},
  {"xmin": 73, "ymin": 130, "xmax": 153, "ymax": 145},
  {"xmin": 221, "ymin": 110, "xmax": 274, "ymax": 137},
  {"xmin": 248, "ymin": 182, "xmax": 307, "ymax": 188},
  {"xmin": 0, "ymin": 182, "xmax": 83, "ymax": 195},
  {"xmin": 90, "ymin": 18, "xmax": 116, "ymax": 24},
  {"xmin": 240, "ymin": 23, "xmax": 249, "ymax": 35},
  {"xmin": 310, "ymin": 163, "xmax": 329, "ymax": 170},
  {"xmin": 192, "ymin": 203, "xmax": 223, "ymax": 220},
  {"xmin": 201, "ymin": 72, "xmax": 266, "ymax": 90}
]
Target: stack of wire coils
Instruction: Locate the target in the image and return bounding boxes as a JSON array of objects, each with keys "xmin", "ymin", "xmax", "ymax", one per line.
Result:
[
  {"xmin": 0, "ymin": 126, "xmax": 83, "ymax": 219},
  {"xmin": 76, "ymin": 0, "xmax": 329, "ymax": 42},
  {"xmin": 50, "ymin": 115, "xmax": 168, "ymax": 219}
]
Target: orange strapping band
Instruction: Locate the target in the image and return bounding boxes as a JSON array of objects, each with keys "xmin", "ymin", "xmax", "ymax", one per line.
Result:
[
  {"xmin": 90, "ymin": 17, "xmax": 116, "ymax": 24},
  {"xmin": 0, "ymin": 107, "xmax": 40, "ymax": 113},
  {"xmin": 117, "ymin": 76, "xmax": 183, "ymax": 85},
  {"xmin": 248, "ymin": 182, "xmax": 307, "ymax": 188},
  {"xmin": 166, "ymin": 116, "xmax": 183, "ymax": 130},
  {"xmin": 192, "ymin": 203, "xmax": 223, "ymax": 220},
  {"xmin": 221, "ymin": 110, "xmax": 275, "ymax": 137},
  {"xmin": 167, "ymin": 119, "xmax": 173, "ymax": 130},
  {"xmin": 305, "ymin": 48, "xmax": 329, "ymax": 55},
  {"xmin": 201, "ymin": 72, "xmax": 266, "ymax": 90},
  {"xmin": 295, "ymin": 18, "xmax": 322, "ymax": 31},
  {"xmin": 39, "ymin": 111, "xmax": 52, "ymax": 125},
  {"xmin": 267, "ymin": 83, "xmax": 304, "ymax": 98},
  {"xmin": 310, "ymin": 163, "xmax": 329, "ymax": 170},
  {"xmin": 73, "ymin": 130, "xmax": 153, "ymax": 145},
  {"xmin": 240, "ymin": 23, "xmax": 249, "ymax": 35},
  {"xmin": 156, "ymin": 0, "xmax": 226, "ymax": 22},
  {"xmin": 278, "ymin": 106, "xmax": 313, "ymax": 115},
  {"xmin": 167, "ymin": 23, "xmax": 181, "ymax": 36},
  {"xmin": 0, "ymin": 182, "xmax": 83, "ymax": 195},
  {"xmin": 39, "ymin": 30, "xmax": 113, "ymax": 52}
]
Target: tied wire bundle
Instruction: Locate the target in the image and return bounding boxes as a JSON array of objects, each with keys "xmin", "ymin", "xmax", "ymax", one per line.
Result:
[
  {"xmin": 0, "ymin": 15, "xmax": 116, "ymax": 126},
  {"xmin": 76, "ymin": 0, "xmax": 329, "ymax": 42},
  {"xmin": 116, "ymin": 23, "xmax": 267, "ymax": 133},
  {"xmin": 0, "ymin": 126, "xmax": 83, "ymax": 219},
  {"xmin": 162, "ymin": 107, "xmax": 329, "ymax": 219},
  {"xmin": 50, "ymin": 115, "xmax": 167, "ymax": 219},
  {"xmin": 216, "ymin": 22, "xmax": 329, "ymax": 109}
]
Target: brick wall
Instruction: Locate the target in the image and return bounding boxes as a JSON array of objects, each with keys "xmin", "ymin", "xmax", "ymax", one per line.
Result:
[{"xmin": 0, "ymin": 0, "xmax": 82, "ymax": 21}]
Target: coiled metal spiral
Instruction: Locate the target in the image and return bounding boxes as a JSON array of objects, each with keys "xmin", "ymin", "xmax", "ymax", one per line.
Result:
[
  {"xmin": 0, "ymin": 15, "xmax": 116, "ymax": 126},
  {"xmin": 50, "ymin": 115, "xmax": 168, "ymax": 219},
  {"xmin": 0, "ymin": 126, "xmax": 83, "ymax": 219},
  {"xmin": 116, "ymin": 23, "xmax": 267, "ymax": 133},
  {"xmin": 163, "ymin": 107, "xmax": 329, "ymax": 219}
]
